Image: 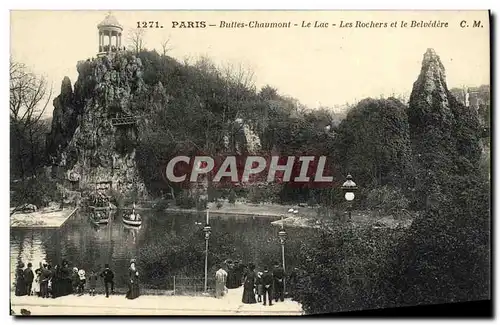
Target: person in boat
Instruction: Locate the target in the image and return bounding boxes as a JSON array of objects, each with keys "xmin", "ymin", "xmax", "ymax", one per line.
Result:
[
  {"xmin": 126, "ymin": 259, "xmax": 140, "ymax": 300},
  {"xmin": 15, "ymin": 261, "xmax": 27, "ymax": 296},
  {"xmin": 241, "ymin": 263, "xmax": 257, "ymax": 304}
]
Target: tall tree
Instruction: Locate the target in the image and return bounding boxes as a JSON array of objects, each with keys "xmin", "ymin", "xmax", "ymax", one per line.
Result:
[
  {"xmin": 128, "ymin": 29, "xmax": 146, "ymax": 53},
  {"xmin": 10, "ymin": 61, "xmax": 52, "ymax": 178}
]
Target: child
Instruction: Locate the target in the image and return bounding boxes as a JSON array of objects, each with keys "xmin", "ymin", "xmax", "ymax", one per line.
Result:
[
  {"xmin": 77, "ymin": 269, "xmax": 86, "ymax": 295},
  {"xmin": 71, "ymin": 267, "xmax": 79, "ymax": 295},
  {"xmin": 88, "ymin": 271, "xmax": 98, "ymax": 296},
  {"xmin": 256, "ymin": 271, "xmax": 264, "ymax": 303},
  {"xmin": 33, "ymin": 267, "xmax": 41, "ymax": 297}
]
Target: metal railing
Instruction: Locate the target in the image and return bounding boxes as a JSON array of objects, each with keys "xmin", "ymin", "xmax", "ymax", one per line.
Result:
[{"xmin": 171, "ymin": 276, "xmax": 216, "ymax": 295}]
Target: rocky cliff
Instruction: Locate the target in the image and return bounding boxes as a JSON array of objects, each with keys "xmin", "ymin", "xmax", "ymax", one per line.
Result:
[
  {"xmin": 408, "ymin": 48, "xmax": 482, "ymax": 207},
  {"xmin": 46, "ymin": 52, "xmax": 148, "ymax": 196}
]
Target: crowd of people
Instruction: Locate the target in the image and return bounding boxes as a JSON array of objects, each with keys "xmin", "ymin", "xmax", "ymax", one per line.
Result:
[
  {"xmin": 215, "ymin": 260, "xmax": 301, "ymax": 306},
  {"xmin": 14, "ymin": 259, "xmax": 140, "ymax": 300}
]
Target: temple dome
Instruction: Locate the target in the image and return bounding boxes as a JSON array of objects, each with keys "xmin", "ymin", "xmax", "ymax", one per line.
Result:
[{"xmin": 98, "ymin": 13, "xmax": 122, "ymax": 30}]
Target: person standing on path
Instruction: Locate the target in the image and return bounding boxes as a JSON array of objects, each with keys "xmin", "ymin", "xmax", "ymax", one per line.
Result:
[
  {"xmin": 88, "ymin": 271, "xmax": 98, "ymax": 296},
  {"xmin": 77, "ymin": 269, "xmax": 86, "ymax": 295},
  {"xmin": 272, "ymin": 261, "xmax": 285, "ymax": 303},
  {"xmin": 33, "ymin": 264, "xmax": 42, "ymax": 297},
  {"xmin": 60, "ymin": 260, "xmax": 72, "ymax": 297},
  {"xmin": 241, "ymin": 263, "xmax": 257, "ymax": 304},
  {"xmin": 15, "ymin": 262, "xmax": 27, "ymax": 296},
  {"xmin": 214, "ymin": 264, "xmax": 228, "ymax": 299},
  {"xmin": 261, "ymin": 266, "xmax": 274, "ymax": 306},
  {"xmin": 71, "ymin": 267, "xmax": 79, "ymax": 295},
  {"xmin": 23, "ymin": 263, "xmax": 34, "ymax": 296},
  {"xmin": 126, "ymin": 259, "xmax": 140, "ymax": 300},
  {"xmin": 39, "ymin": 264, "xmax": 51, "ymax": 298},
  {"xmin": 255, "ymin": 271, "xmax": 264, "ymax": 303},
  {"xmin": 100, "ymin": 264, "xmax": 115, "ymax": 298}
]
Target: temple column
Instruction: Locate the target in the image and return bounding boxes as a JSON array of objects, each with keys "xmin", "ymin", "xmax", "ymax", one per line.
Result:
[{"xmin": 108, "ymin": 31, "xmax": 112, "ymax": 52}]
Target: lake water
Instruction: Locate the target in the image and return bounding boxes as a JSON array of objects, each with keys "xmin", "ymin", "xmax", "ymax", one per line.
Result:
[{"xmin": 10, "ymin": 209, "xmax": 311, "ymax": 291}]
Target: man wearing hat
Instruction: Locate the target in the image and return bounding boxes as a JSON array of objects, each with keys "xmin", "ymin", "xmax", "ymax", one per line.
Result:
[
  {"xmin": 100, "ymin": 264, "xmax": 115, "ymax": 298},
  {"xmin": 273, "ymin": 261, "xmax": 285, "ymax": 302},
  {"xmin": 261, "ymin": 266, "xmax": 274, "ymax": 306}
]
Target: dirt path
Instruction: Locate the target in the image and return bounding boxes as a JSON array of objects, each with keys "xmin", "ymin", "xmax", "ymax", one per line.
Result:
[{"xmin": 10, "ymin": 287, "xmax": 303, "ymax": 316}]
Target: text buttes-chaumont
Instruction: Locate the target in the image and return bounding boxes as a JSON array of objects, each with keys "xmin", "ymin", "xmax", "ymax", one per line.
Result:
[{"xmin": 220, "ymin": 21, "xmax": 292, "ymax": 28}]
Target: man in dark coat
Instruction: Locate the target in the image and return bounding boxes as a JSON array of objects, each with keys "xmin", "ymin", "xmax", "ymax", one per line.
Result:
[
  {"xmin": 100, "ymin": 264, "xmax": 115, "ymax": 298},
  {"xmin": 272, "ymin": 261, "xmax": 285, "ymax": 302},
  {"xmin": 15, "ymin": 262, "xmax": 26, "ymax": 296},
  {"xmin": 39, "ymin": 264, "xmax": 51, "ymax": 298},
  {"xmin": 23, "ymin": 263, "xmax": 34, "ymax": 296},
  {"xmin": 261, "ymin": 266, "xmax": 274, "ymax": 306},
  {"xmin": 60, "ymin": 260, "xmax": 72, "ymax": 296}
]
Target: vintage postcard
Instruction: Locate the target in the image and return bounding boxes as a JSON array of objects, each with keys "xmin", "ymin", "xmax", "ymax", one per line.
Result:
[{"xmin": 9, "ymin": 10, "xmax": 491, "ymax": 316}]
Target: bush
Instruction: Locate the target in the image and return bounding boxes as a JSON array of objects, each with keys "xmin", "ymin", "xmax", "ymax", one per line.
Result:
[
  {"xmin": 122, "ymin": 188, "xmax": 140, "ymax": 207},
  {"xmin": 107, "ymin": 189, "xmax": 125, "ymax": 209},
  {"xmin": 196, "ymin": 198, "xmax": 208, "ymax": 210},
  {"xmin": 365, "ymin": 185, "xmax": 409, "ymax": 213},
  {"xmin": 11, "ymin": 174, "xmax": 61, "ymax": 209},
  {"xmin": 291, "ymin": 226, "xmax": 403, "ymax": 314},
  {"xmin": 228, "ymin": 189, "xmax": 236, "ymax": 204},
  {"xmin": 207, "ymin": 186, "xmax": 220, "ymax": 203},
  {"xmin": 153, "ymin": 198, "xmax": 170, "ymax": 211},
  {"xmin": 175, "ymin": 191, "xmax": 196, "ymax": 209},
  {"xmin": 216, "ymin": 200, "xmax": 223, "ymax": 209}
]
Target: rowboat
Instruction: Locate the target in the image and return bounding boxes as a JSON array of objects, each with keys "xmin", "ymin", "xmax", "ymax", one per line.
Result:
[
  {"xmin": 90, "ymin": 211, "xmax": 110, "ymax": 225},
  {"xmin": 122, "ymin": 216, "xmax": 142, "ymax": 227},
  {"xmin": 122, "ymin": 202, "xmax": 142, "ymax": 226}
]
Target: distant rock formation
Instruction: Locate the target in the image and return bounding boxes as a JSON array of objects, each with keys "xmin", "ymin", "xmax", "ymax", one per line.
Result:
[
  {"xmin": 408, "ymin": 48, "xmax": 482, "ymax": 207},
  {"xmin": 46, "ymin": 53, "xmax": 148, "ymax": 196}
]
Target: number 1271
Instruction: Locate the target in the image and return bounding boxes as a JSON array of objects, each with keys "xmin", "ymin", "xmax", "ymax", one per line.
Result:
[{"xmin": 137, "ymin": 21, "xmax": 162, "ymax": 28}]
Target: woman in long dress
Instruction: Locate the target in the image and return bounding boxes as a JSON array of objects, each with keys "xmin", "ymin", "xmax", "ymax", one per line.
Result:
[
  {"xmin": 241, "ymin": 263, "xmax": 257, "ymax": 304},
  {"xmin": 33, "ymin": 267, "xmax": 41, "ymax": 297},
  {"xmin": 15, "ymin": 262, "xmax": 27, "ymax": 296},
  {"xmin": 126, "ymin": 260, "xmax": 140, "ymax": 300}
]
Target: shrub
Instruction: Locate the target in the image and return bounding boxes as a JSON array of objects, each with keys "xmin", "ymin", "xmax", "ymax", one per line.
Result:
[
  {"xmin": 153, "ymin": 198, "xmax": 170, "ymax": 211},
  {"xmin": 107, "ymin": 189, "xmax": 125, "ymax": 209},
  {"xmin": 228, "ymin": 189, "xmax": 236, "ymax": 204},
  {"xmin": 11, "ymin": 174, "xmax": 61, "ymax": 209},
  {"xmin": 365, "ymin": 185, "xmax": 409, "ymax": 213},
  {"xmin": 216, "ymin": 200, "xmax": 223, "ymax": 209},
  {"xmin": 196, "ymin": 198, "xmax": 208, "ymax": 210},
  {"xmin": 175, "ymin": 191, "xmax": 196, "ymax": 209}
]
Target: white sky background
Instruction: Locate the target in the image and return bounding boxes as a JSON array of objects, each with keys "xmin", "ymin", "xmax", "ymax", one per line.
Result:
[{"xmin": 10, "ymin": 10, "xmax": 490, "ymax": 116}]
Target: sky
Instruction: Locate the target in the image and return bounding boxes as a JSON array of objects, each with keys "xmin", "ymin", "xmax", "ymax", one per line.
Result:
[{"xmin": 10, "ymin": 10, "xmax": 490, "ymax": 116}]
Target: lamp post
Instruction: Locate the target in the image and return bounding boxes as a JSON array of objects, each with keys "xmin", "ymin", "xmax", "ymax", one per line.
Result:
[
  {"xmin": 203, "ymin": 210, "xmax": 212, "ymax": 293},
  {"xmin": 279, "ymin": 208, "xmax": 297, "ymax": 296},
  {"xmin": 341, "ymin": 174, "xmax": 358, "ymax": 220}
]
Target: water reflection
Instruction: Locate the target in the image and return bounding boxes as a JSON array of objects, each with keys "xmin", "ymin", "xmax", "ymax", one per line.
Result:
[{"xmin": 10, "ymin": 209, "xmax": 311, "ymax": 290}]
